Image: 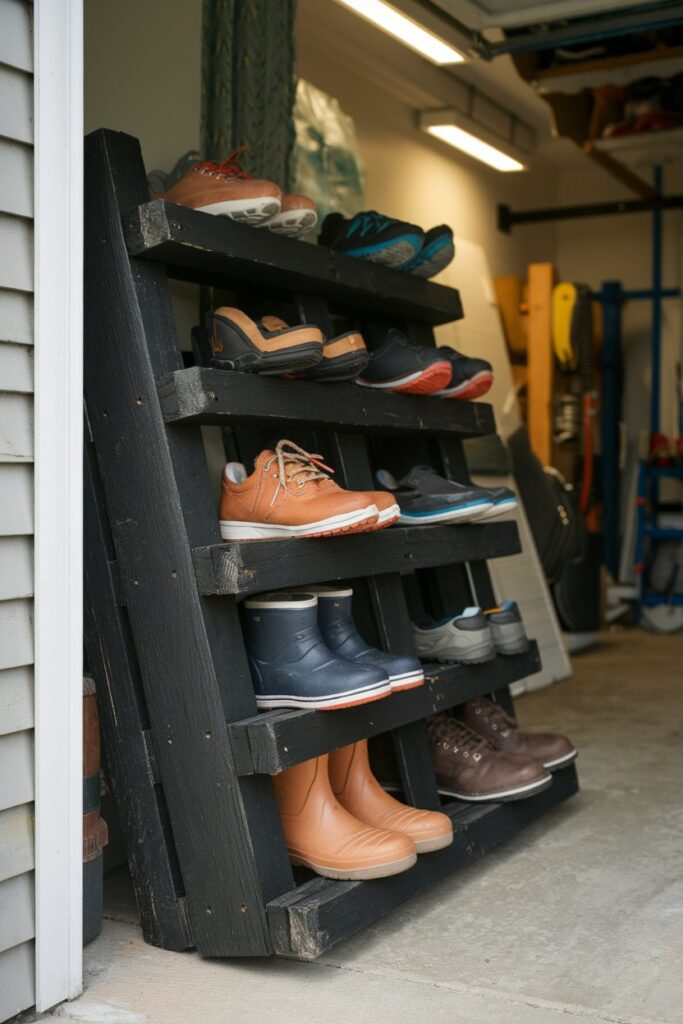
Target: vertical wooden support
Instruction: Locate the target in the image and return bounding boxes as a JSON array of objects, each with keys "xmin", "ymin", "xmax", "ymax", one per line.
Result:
[{"xmin": 527, "ymin": 262, "xmax": 557, "ymax": 466}]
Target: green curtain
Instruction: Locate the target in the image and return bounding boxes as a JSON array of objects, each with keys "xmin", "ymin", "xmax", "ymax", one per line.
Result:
[{"xmin": 201, "ymin": 0, "xmax": 298, "ymax": 189}]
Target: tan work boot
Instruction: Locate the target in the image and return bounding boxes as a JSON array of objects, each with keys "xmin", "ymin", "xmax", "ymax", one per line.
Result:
[
  {"xmin": 329, "ymin": 740, "xmax": 453, "ymax": 854},
  {"xmin": 219, "ymin": 439, "xmax": 380, "ymax": 540},
  {"xmin": 272, "ymin": 755, "xmax": 416, "ymax": 880}
]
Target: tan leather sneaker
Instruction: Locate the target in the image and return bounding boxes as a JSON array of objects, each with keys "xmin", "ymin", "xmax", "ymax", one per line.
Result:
[
  {"xmin": 329, "ymin": 740, "xmax": 453, "ymax": 853},
  {"xmin": 162, "ymin": 150, "xmax": 281, "ymax": 225},
  {"xmin": 457, "ymin": 696, "xmax": 577, "ymax": 771},
  {"xmin": 219, "ymin": 439, "xmax": 380, "ymax": 540},
  {"xmin": 273, "ymin": 755, "xmax": 416, "ymax": 880},
  {"xmin": 427, "ymin": 713, "xmax": 552, "ymax": 802},
  {"xmin": 264, "ymin": 193, "xmax": 318, "ymax": 238}
]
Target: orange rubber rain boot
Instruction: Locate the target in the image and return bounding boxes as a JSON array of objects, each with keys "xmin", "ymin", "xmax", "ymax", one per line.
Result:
[
  {"xmin": 329, "ymin": 740, "xmax": 453, "ymax": 854},
  {"xmin": 272, "ymin": 755, "xmax": 416, "ymax": 880}
]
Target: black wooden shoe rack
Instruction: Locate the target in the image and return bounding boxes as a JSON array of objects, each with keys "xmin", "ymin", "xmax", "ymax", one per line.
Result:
[{"xmin": 83, "ymin": 129, "xmax": 578, "ymax": 961}]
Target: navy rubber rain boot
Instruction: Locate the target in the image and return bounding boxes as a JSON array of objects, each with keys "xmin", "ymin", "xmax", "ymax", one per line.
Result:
[
  {"xmin": 242, "ymin": 593, "xmax": 392, "ymax": 710},
  {"xmin": 312, "ymin": 587, "xmax": 424, "ymax": 692}
]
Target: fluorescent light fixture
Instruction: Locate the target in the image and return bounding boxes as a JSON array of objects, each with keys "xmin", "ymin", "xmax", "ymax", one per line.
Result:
[
  {"xmin": 334, "ymin": 0, "xmax": 465, "ymax": 65},
  {"xmin": 425, "ymin": 124, "xmax": 525, "ymax": 172},
  {"xmin": 420, "ymin": 109, "xmax": 530, "ymax": 173}
]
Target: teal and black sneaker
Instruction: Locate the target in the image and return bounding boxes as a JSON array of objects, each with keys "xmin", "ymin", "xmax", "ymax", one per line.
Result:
[
  {"xmin": 319, "ymin": 210, "xmax": 424, "ymax": 269},
  {"xmin": 402, "ymin": 225, "xmax": 455, "ymax": 279}
]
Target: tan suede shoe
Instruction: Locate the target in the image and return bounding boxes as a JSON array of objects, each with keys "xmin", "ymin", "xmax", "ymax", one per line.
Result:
[
  {"xmin": 273, "ymin": 755, "xmax": 416, "ymax": 880},
  {"xmin": 329, "ymin": 740, "xmax": 453, "ymax": 853},
  {"xmin": 162, "ymin": 150, "xmax": 281, "ymax": 225},
  {"xmin": 219, "ymin": 439, "xmax": 380, "ymax": 540}
]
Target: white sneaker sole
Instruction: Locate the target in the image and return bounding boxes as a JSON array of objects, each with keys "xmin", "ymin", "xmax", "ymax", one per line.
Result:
[
  {"xmin": 544, "ymin": 749, "xmax": 577, "ymax": 771},
  {"xmin": 220, "ymin": 505, "xmax": 378, "ymax": 540},
  {"xmin": 475, "ymin": 499, "xmax": 518, "ymax": 520},
  {"xmin": 398, "ymin": 502, "xmax": 493, "ymax": 525},
  {"xmin": 289, "ymin": 850, "xmax": 417, "ymax": 880},
  {"xmin": 356, "ymin": 367, "xmax": 431, "ymax": 390},
  {"xmin": 197, "ymin": 196, "xmax": 281, "ymax": 225},
  {"xmin": 256, "ymin": 678, "xmax": 392, "ymax": 711},
  {"xmin": 265, "ymin": 209, "xmax": 318, "ymax": 238},
  {"xmin": 438, "ymin": 773, "xmax": 552, "ymax": 802},
  {"xmin": 376, "ymin": 503, "xmax": 400, "ymax": 526}
]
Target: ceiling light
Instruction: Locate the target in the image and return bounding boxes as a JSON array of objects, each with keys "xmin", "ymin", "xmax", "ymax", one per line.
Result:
[
  {"xmin": 334, "ymin": 0, "xmax": 465, "ymax": 65},
  {"xmin": 420, "ymin": 109, "xmax": 529, "ymax": 173}
]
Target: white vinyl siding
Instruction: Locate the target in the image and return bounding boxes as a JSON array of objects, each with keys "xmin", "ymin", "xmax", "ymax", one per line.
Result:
[{"xmin": 0, "ymin": 0, "xmax": 36, "ymax": 1017}]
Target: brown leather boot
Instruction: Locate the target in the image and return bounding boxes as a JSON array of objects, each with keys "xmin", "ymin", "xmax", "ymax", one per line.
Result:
[
  {"xmin": 457, "ymin": 696, "xmax": 577, "ymax": 771},
  {"xmin": 426, "ymin": 713, "xmax": 551, "ymax": 802},
  {"xmin": 329, "ymin": 740, "xmax": 453, "ymax": 853},
  {"xmin": 272, "ymin": 755, "xmax": 416, "ymax": 880}
]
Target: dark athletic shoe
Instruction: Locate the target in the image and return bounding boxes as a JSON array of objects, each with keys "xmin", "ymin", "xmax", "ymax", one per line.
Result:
[
  {"xmin": 433, "ymin": 347, "xmax": 494, "ymax": 400},
  {"xmin": 484, "ymin": 601, "xmax": 530, "ymax": 655},
  {"xmin": 375, "ymin": 466, "xmax": 493, "ymax": 525},
  {"xmin": 456, "ymin": 696, "xmax": 577, "ymax": 772},
  {"xmin": 356, "ymin": 329, "xmax": 451, "ymax": 395},
  {"xmin": 319, "ymin": 211, "xmax": 424, "ymax": 269},
  {"xmin": 476, "ymin": 486, "xmax": 518, "ymax": 520},
  {"xmin": 402, "ymin": 225, "xmax": 454, "ymax": 278},
  {"xmin": 242, "ymin": 593, "xmax": 391, "ymax": 711},
  {"xmin": 206, "ymin": 307, "xmax": 323, "ymax": 375}
]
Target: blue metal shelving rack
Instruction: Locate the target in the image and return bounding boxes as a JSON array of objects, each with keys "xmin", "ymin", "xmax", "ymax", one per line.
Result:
[{"xmin": 634, "ymin": 463, "xmax": 683, "ymax": 616}]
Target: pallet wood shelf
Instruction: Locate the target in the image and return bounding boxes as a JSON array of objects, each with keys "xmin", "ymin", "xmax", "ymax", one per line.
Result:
[
  {"xmin": 158, "ymin": 367, "xmax": 495, "ymax": 436},
  {"xmin": 84, "ymin": 127, "xmax": 578, "ymax": 961},
  {"xmin": 192, "ymin": 521, "xmax": 521, "ymax": 597},
  {"xmin": 123, "ymin": 200, "xmax": 464, "ymax": 325},
  {"xmin": 229, "ymin": 644, "xmax": 542, "ymax": 776},
  {"xmin": 268, "ymin": 763, "xmax": 579, "ymax": 959}
]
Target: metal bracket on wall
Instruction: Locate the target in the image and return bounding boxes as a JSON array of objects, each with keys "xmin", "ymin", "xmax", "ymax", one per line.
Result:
[{"xmin": 498, "ymin": 194, "xmax": 683, "ymax": 233}]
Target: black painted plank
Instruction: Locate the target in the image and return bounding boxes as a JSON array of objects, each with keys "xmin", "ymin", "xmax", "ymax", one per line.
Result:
[
  {"xmin": 123, "ymin": 200, "xmax": 463, "ymax": 326},
  {"xmin": 229, "ymin": 644, "xmax": 541, "ymax": 776},
  {"xmin": 192, "ymin": 521, "xmax": 522, "ymax": 597},
  {"xmin": 157, "ymin": 367, "xmax": 495, "ymax": 437},
  {"xmin": 84, "ymin": 430, "xmax": 191, "ymax": 951},
  {"xmin": 267, "ymin": 764, "xmax": 579, "ymax": 959},
  {"xmin": 85, "ymin": 128, "xmax": 288, "ymax": 956}
]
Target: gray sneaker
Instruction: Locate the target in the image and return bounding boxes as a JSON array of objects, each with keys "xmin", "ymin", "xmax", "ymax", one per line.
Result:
[
  {"xmin": 484, "ymin": 601, "xmax": 530, "ymax": 655},
  {"xmin": 412, "ymin": 607, "xmax": 495, "ymax": 664}
]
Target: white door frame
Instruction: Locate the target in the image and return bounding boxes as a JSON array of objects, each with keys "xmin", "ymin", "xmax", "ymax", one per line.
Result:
[{"xmin": 33, "ymin": 0, "xmax": 84, "ymax": 1009}]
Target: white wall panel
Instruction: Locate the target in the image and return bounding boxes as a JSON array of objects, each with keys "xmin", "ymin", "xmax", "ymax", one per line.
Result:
[
  {"xmin": 0, "ymin": 731, "xmax": 33, "ymax": 811},
  {"xmin": 0, "ymin": 215, "xmax": 33, "ymax": 293},
  {"xmin": 0, "ymin": 0, "xmax": 33, "ymax": 72},
  {"xmin": 0, "ymin": 341, "xmax": 33, "ymax": 393},
  {"xmin": 0, "ymin": 66, "xmax": 33, "ymax": 145},
  {"xmin": 0, "ymin": 139, "xmax": 33, "ymax": 219},
  {"xmin": 0, "ymin": 465, "xmax": 33, "ymax": 535},
  {"xmin": 0, "ymin": 393, "xmax": 33, "ymax": 462},
  {"xmin": 0, "ymin": 941, "xmax": 35, "ymax": 1021},
  {"xmin": 0, "ymin": 872, "xmax": 34, "ymax": 953},
  {"xmin": 0, "ymin": 289, "xmax": 33, "ymax": 345},
  {"xmin": 0, "ymin": 666, "xmax": 34, "ymax": 735},
  {"xmin": 0, "ymin": 805, "xmax": 34, "ymax": 883},
  {"xmin": 0, "ymin": 599, "xmax": 33, "ymax": 670}
]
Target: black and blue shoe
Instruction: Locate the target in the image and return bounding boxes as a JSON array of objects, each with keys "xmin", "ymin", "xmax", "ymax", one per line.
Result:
[
  {"xmin": 319, "ymin": 211, "xmax": 424, "ymax": 269},
  {"xmin": 476, "ymin": 486, "xmax": 517, "ymax": 520},
  {"xmin": 375, "ymin": 466, "xmax": 494, "ymax": 525},
  {"xmin": 311, "ymin": 586, "xmax": 424, "ymax": 692},
  {"xmin": 433, "ymin": 347, "xmax": 493, "ymax": 400},
  {"xmin": 242, "ymin": 593, "xmax": 392, "ymax": 710},
  {"xmin": 401, "ymin": 225, "xmax": 455, "ymax": 279}
]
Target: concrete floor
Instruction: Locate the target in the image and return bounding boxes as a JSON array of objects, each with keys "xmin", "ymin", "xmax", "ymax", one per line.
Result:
[{"xmin": 32, "ymin": 629, "xmax": 683, "ymax": 1024}]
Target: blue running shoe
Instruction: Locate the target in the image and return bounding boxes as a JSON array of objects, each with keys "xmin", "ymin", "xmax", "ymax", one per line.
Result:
[
  {"xmin": 319, "ymin": 211, "xmax": 424, "ymax": 269},
  {"xmin": 375, "ymin": 466, "xmax": 493, "ymax": 525},
  {"xmin": 402, "ymin": 225, "xmax": 454, "ymax": 279}
]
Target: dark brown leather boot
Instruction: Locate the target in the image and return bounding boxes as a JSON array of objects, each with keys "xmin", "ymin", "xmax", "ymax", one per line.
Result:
[
  {"xmin": 457, "ymin": 697, "xmax": 577, "ymax": 771},
  {"xmin": 426, "ymin": 713, "xmax": 551, "ymax": 802}
]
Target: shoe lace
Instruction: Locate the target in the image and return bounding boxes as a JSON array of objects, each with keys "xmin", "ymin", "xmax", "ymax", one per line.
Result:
[
  {"xmin": 348, "ymin": 210, "xmax": 397, "ymax": 238},
  {"xmin": 427, "ymin": 714, "xmax": 491, "ymax": 761},
  {"xmin": 263, "ymin": 439, "xmax": 334, "ymax": 503},
  {"xmin": 197, "ymin": 147, "xmax": 252, "ymax": 179},
  {"xmin": 471, "ymin": 698, "xmax": 516, "ymax": 737}
]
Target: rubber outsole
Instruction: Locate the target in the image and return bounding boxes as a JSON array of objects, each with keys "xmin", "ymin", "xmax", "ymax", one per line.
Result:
[
  {"xmin": 544, "ymin": 749, "xmax": 577, "ymax": 771},
  {"xmin": 266, "ymin": 209, "xmax": 318, "ymax": 238},
  {"xmin": 288, "ymin": 849, "xmax": 417, "ymax": 879},
  {"xmin": 429, "ymin": 648, "xmax": 497, "ymax": 665},
  {"xmin": 414, "ymin": 830, "xmax": 454, "ymax": 854},
  {"xmin": 344, "ymin": 238, "xmax": 421, "ymax": 269},
  {"xmin": 476, "ymin": 500, "xmax": 518, "ymax": 521},
  {"xmin": 296, "ymin": 349, "xmax": 370, "ymax": 382},
  {"xmin": 256, "ymin": 683, "xmax": 392, "ymax": 712},
  {"xmin": 197, "ymin": 196, "xmax": 281, "ymax": 225},
  {"xmin": 220, "ymin": 505, "xmax": 379, "ymax": 541},
  {"xmin": 357, "ymin": 361, "xmax": 452, "ymax": 396},
  {"xmin": 211, "ymin": 341, "xmax": 323, "ymax": 376},
  {"xmin": 435, "ymin": 371, "xmax": 494, "ymax": 401},
  {"xmin": 389, "ymin": 671, "xmax": 425, "ymax": 693},
  {"xmin": 437, "ymin": 773, "xmax": 552, "ymax": 803},
  {"xmin": 397, "ymin": 501, "xmax": 494, "ymax": 525}
]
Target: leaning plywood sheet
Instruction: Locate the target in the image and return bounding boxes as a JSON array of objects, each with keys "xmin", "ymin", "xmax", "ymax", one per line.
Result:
[{"xmin": 438, "ymin": 238, "xmax": 570, "ymax": 692}]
